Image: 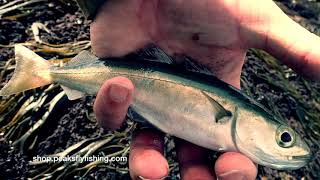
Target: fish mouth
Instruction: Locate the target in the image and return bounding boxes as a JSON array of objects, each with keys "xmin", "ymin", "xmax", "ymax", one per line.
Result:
[
  {"xmin": 242, "ymin": 148, "xmax": 312, "ymax": 170},
  {"xmin": 248, "ymin": 148, "xmax": 312, "ymax": 170},
  {"xmin": 291, "ymin": 154, "xmax": 313, "ymax": 162},
  {"xmin": 262, "ymin": 156, "xmax": 311, "ymax": 170},
  {"xmin": 241, "ymin": 143, "xmax": 312, "ymax": 170}
]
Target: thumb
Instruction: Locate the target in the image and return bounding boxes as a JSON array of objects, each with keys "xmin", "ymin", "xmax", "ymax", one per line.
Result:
[
  {"xmin": 247, "ymin": 2, "xmax": 320, "ymax": 80},
  {"xmin": 94, "ymin": 77, "xmax": 134, "ymax": 130}
]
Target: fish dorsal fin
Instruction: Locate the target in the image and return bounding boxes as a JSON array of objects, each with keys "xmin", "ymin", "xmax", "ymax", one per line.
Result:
[
  {"xmin": 66, "ymin": 50, "xmax": 101, "ymax": 67},
  {"xmin": 183, "ymin": 58, "xmax": 212, "ymax": 75},
  {"xmin": 61, "ymin": 85, "xmax": 85, "ymax": 100},
  {"xmin": 202, "ymin": 91, "xmax": 232, "ymax": 123},
  {"xmin": 128, "ymin": 45, "xmax": 175, "ymax": 64}
]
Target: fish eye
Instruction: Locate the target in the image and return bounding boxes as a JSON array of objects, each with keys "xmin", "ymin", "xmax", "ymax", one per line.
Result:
[
  {"xmin": 276, "ymin": 126, "xmax": 296, "ymax": 148},
  {"xmin": 281, "ymin": 132, "xmax": 292, "ymax": 142}
]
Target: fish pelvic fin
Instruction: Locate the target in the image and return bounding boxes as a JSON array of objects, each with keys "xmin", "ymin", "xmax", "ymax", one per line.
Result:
[
  {"xmin": 60, "ymin": 85, "xmax": 85, "ymax": 100},
  {"xmin": 0, "ymin": 45, "xmax": 52, "ymax": 96}
]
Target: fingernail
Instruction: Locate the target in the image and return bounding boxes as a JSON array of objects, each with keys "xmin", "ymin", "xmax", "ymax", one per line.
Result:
[
  {"xmin": 108, "ymin": 83, "xmax": 130, "ymax": 103},
  {"xmin": 138, "ymin": 175, "xmax": 166, "ymax": 180},
  {"xmin": 217, "ymin": 170, "xmax": 246, "ymax": 180}
]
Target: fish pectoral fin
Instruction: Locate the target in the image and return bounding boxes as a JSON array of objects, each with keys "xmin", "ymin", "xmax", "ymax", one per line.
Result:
[
  {"xmin": 61, "ymin": 86, "xmax": 85, "ymax": 100},
  {"xmin": 201, "ymin": 91, "xmax": 232, "ymax": 123},
  {"xmin": 127, "ymin": 106, "xmax": 158, "ymax": 129}
]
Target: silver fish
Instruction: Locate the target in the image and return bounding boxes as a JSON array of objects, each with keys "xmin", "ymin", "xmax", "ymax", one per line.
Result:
[{"xmin": 0, "ymin": 45, "xmax": 311, "ymax": 170}]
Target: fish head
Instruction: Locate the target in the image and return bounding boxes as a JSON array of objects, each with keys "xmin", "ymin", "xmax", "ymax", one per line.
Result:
[{"xmin": 232, "ymin": 109, "xmax": 311, "ymax": 170}]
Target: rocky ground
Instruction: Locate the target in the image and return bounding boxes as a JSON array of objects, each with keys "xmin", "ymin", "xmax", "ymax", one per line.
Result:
[{"xmin": 0, "ymin": 0, "xmax": 319, "ymax": 179}]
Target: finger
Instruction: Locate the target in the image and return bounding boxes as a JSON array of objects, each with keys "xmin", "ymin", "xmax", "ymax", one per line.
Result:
[
  {"xmin": 247, "ymin": 1, "xmax": 320, "ymax": 80},
  {"xmin": 93, "ymin": 76, "xmax": 134, "ymax": 130},
  {"xmin": 265, "ymin": 14, "xmax": 320, "ymax": 80},
  {"xmin": 90, "ymin": 0, "xmax": 151, "ymax": 58},
  {"xmin": 175, "ymin": 139, "xmax": 215, "ymax": 180},
  {"xmin": 129, "ymin": 129, "xmax": 168, "ymax": 180},
  {"xmin": 215, "ymin": 152, "xmax": 257, "ymax": 180}
]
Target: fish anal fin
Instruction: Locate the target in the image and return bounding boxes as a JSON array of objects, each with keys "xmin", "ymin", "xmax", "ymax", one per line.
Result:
[
  {"xmin": 201, "ymin": 91, "xmax": 232, "ymax": 123},
  {"xmin": 61, "ymin": 86, "xmax": 85, "ymax": 100}
]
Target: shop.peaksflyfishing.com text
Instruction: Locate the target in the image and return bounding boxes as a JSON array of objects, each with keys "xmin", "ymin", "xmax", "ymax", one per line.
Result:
[{"xmin": 32, "ymin": 155, "xmax": 128, "ymax": 164}]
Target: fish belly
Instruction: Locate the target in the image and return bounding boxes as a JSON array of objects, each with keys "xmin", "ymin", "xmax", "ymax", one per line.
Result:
[{"xmin": 130, "ymin": 77, "xmax": 236, "ymax": 151}]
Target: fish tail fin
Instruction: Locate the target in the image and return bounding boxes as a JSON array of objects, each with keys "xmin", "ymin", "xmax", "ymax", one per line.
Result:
[{"xmin": 0, "ymin": 45, "xmax": 52, "ymax": 96}]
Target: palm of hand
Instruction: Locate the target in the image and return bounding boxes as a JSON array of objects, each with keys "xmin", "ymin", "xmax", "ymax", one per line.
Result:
[
  {"xmin": 91, "ymin": 0, "xmax": 283, "ymax": 87},
  {"xmin": 148, "ymin": 0, "xmax": 245, "ymax": 52}
]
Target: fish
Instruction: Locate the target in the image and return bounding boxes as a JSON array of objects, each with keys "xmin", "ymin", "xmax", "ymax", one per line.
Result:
[{"xmin": 0, "ymin": 44, "xmax": 311, "ymax": 170}]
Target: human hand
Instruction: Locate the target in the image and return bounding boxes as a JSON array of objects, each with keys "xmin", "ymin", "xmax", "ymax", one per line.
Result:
[
  {"xmin": 91, "ymin": 0, "xmax": 320, "ymax": 87},
  {"xmin": 91, "ymin": 0, "xmax": 320, "ymax": 179}
]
